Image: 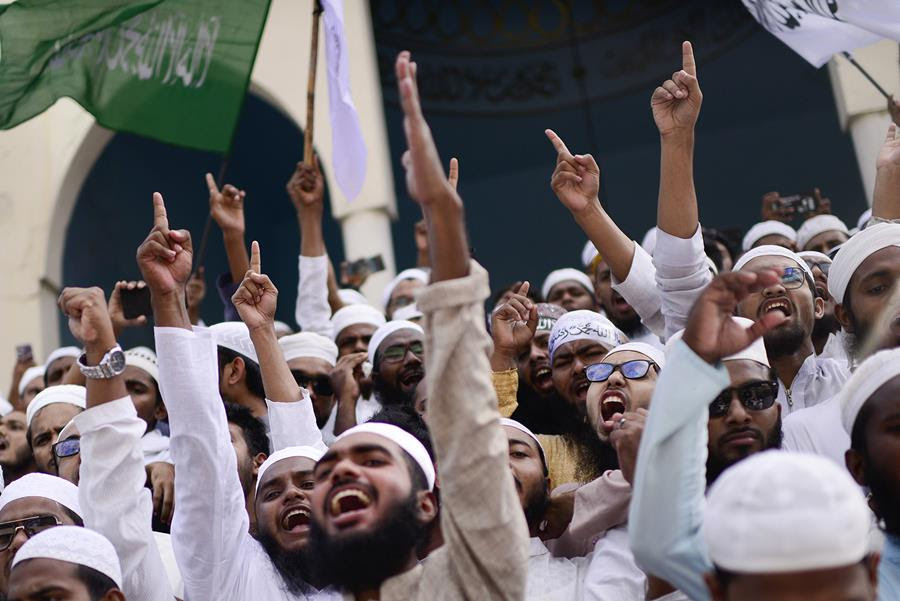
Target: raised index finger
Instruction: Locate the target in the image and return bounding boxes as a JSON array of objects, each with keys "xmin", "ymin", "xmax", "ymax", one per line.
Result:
[
  {"xmin": 544, "ymin": 129, "xmax": 573, "ymax": 160},
  {"xmin": 204, "ymin": 173, "xmax": 219, "ymax": 195},
  {"xmin": 682, "ymin": 41, "xmax": 697, "ymax": 77},
  {"xmin": 152, "ymin": 192, "xmax": 169, "ymax": 230},
  {"xmin": 250, "ymin": 240, "xmax": 261, "ymax": 273}
]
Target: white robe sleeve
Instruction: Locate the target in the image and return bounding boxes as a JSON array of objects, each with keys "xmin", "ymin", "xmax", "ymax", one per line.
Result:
[
  {"xmin": 611, "ymin": 242, "xmax": 665, "ymax": 338},
  {"xmin": 652, "ymin": 226, "xmax": 712, "ymax": 341},
  {"xmin": 295, "ymin": 255, "xmax": 334, "ymax": 338}
]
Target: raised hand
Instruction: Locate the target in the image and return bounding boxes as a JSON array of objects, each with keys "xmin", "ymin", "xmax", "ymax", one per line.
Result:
[
  {"xmin": 650, "ymin": 41, "xmax": 702, "ymax": 138},
  {"xmin": 330, "ymin": 351, "xmax": 367, "ymax": 403},
  {"xmin": 448, "ymin": 157, "xmax": 459, "ymax": 190},
  {"xmin": 206, "ymin": 173, "xmax": 246, "ymax": 234},
  {"xmin": 231, "ymin": 241, "xmax": 278, "ymax": 332},
  {"xmin": 108, "ymin": 280, "xmax": 148, "ymax": 337},
  {"xmin": 607, "ymin": 408, "xmax": 648, "ymax": 485},
  {"xmin": 59, "ymin": 287, "xmax": 116, "ymax": 352},
  {"xmin": 760, "ymin": 190, "xmax": 793, "ymax": 223},
  {"xmin": 491, "ymin": 282, "xmax": 538, "ymax": 358},
  {"xmin": 889, "ymin": 95, "xmax": 900, "ymax": 127},
  {"xmin": 136, "ymin": 193, "xmax": 193, "ymax": 297},
  {"xmin": 286, "ymin": 155, "xmax": 325, "ymax": 212},
  {"xmin": 545, "ymin": 129, "xmax": 600, "ymax": 214},
  {"xmin": 877, "ymin": 123, "xmax": 900, "ymax": 171},
  {"xmin": 682, "ymin": 270, "xmax": 787, "ymax": 364}
]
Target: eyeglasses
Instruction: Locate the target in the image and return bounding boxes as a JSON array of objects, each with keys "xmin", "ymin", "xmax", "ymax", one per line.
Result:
[
  {"xmin": 380, "ymin": 341, "xmax": 424, "ymax": 363},
  {"xmin": 802, "ymin": 259, "xmax": 830, "ymax": 277},
  {"xmin": 0, "ymin": 515, "xmax": 60, "ymax": 550},
  {"xmin": 585, "ymin": 360, "xmax": 657, "ymax": 382},
  {"xmin": 709, "ymin": 381, "xmax": 779, "ymax": 418},
  {"xmin": 290, "ymin": 371, "xmax": 334, "ymax": 396},
  {"xmin": 52, "ymin": 438, "xmax": 80, "ymax": 459},
  {"xmin": 779, "ymin": 267, "xmax": 806, "ymax": 290}
]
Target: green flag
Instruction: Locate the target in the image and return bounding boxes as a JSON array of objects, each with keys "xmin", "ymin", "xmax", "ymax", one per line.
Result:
[{"xmin": 0, "ymin": 0, "xmax": 271, "ymax": 152}]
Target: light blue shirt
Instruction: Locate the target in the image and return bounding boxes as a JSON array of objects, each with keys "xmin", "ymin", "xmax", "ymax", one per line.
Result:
[
  {"xmin": 881, "ymin": 535, "xmax": 900, "ymax": 601},
  {"xmin": 629, "ymin": 340, "xmax": 730, "ymax": 601}
]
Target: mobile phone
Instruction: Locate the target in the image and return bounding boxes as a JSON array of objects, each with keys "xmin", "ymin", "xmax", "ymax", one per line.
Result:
[
  {"xmin": 778, "ymin": 194, "xmax": 818, "ymax": 215},
  {"xmin": 15, "ymin": 344, "xmax": 32, "ymax": 363},
  {"xmin": 345, "ymin": 254, "xmax": 386, "ymax": 279},
  {"xmin": 121, "ymin": 286, "xmax": 152, "ymax": 320}
]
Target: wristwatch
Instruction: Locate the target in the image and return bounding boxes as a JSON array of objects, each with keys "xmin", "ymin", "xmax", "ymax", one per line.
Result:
[{"xmin": 78, "ymin": 345, "xmax": 126, "ymax": 379}]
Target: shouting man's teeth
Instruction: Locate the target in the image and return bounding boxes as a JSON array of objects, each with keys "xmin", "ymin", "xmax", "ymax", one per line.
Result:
[
  {"xmin": 330, "ymin": 488, "xmax": 372, "ymax": 517},
  {"xmin": 282, "ymin": 508, "xmax": 310, "ymax": 530},
  {"xmin": 535, "ymin": 367, "xmax": 551, "ymax": 380},
  {"xmin": 763, "ymin": 299, "xmax": 791, "ymax": 315}
]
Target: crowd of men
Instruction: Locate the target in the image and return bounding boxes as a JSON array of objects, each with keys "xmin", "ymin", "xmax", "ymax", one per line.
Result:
[{"xmin": 1, "ymin": 42, "xmax": 899, "ymax": 601}]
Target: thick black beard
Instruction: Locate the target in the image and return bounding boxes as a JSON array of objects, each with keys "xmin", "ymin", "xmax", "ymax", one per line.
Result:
[
  {"xmin": 867, "ymin": 466, "xmax": 900, "ymax": 537},
  {"xmin": 522, "ymin": 483, "xmax": 550, "ymax": 531},
  {"xmin": 706, "ymin": 416, "xmax": 783, "ymax": 487},
  {"xmin": 256, "ymin": 529, "xmax": 317, "ymax": 595},
  {"xmin": 374, "ymin": 378, "xmax": 417, "ymax": 407},
  {"xmin": 608, "ymin": 312, "xmax": 644, "ymax": 339},
  {"xmin": 763, "ymin": 324, "xmax": 807, "ymax": 358},
  {"xmin": 307, "ymin": 491, "xmax": 424, "ymax": 592},
  {"xmin": 811, "ymin": 314, "xmax": 841, "ymax": 342}
]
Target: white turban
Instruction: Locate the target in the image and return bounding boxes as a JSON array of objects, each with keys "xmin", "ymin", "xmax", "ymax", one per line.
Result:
[
  {"xmin": 603, "ymin": 342, "xmax": 666, "ymax": 370},
  {"xmin": 703, "ymin": 450, "xmax": 870, "ymax": 573},
  {"xmin": 12, "ymin": 526, "xmax": 122, "ymax": 588},
  {"xmin": 44, "ymin": 347, "xmax": 81, "ymax": 369},
  {"xmin": 581, "ymin": 241, "xmax": 600, "ymax": 269},
  {"xmin": 733, "ymin": 244, "xmax": 815, "ymax": 284},
  {"xmin": 17, "ymin": 366, "xmax": 45, "ymax": 396},
  {"xmin": 367, "ymin": 320, "xmax": 424, "ymax": 365},
  {"xmin": 0, "ymin": 473, "xmax": 81, "ymax": 518},
  {"xmin": 338, "ymin": 288, "xmax": 369, "ymax": 306},
  {"xmin": 840, "ymin": 347, "xmax": 900, "ymax": 437},
  {"xmin": 124, "ymin": 346, "xmax": 158, "ymax": 382},
  {"xmin": 666, "ymin": 317, "xmax": 770, "ymax": 368},
  {"xmin": 499, "ymin": 418, "xmax": 547, "ymax": 470},
  {"xmin": 828, "ymin": 223, "xmax": 900, "ymax": 304},
  {"xmin": 796, "ymin": 215, "xmax": 849, "ymax": 250},
  {"xmin": 742, "ymin": 221, "xmax": 797, "ymax": 252},
  {"xmin": 26, "ymin": 385, "xmax": 86, "ymax": 428},
  {"xmin": 382, "ymin": 268, "xmax": 430, "ymax": 309},
  {"xmin": 330, "ymin": 304, "xmax": 386, "ymax": 341},
  {"xmin": 336, "ymin": 422, "xmax": 435, "ymax": 490},
  {"xmin": 548, "ymin": 310, "xmax": 627, "ymax": 362},
  {"xmin": 209, "ymin": 321, "xmax": 259, "ymax": 364},
  {"xmin": 641, "ymin": 227, "xmax": 658, "ymax": 256},
  {"xmin": 279, "ymin": 332, "xmax": 339, "ymax": 366},
  {"xmin": 541, "ymin": 268, "xmax": 595, "ymax": 300},
  {"xmin": 255, "ymin": 446, "xmax": 325, "ymax": 493}
]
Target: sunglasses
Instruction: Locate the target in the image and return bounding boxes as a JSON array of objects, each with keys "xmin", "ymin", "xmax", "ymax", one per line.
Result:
[
  {"xmin": 585, "ymin": 360, "xmax": 657, "ymax": 383},
  {"xmin": 709, "ymin": 381, "xmax": 779, "ymax": 418},
  {"xmin": 290, "ymin": 371, "xmax": 334, "ymax": 397},
  {"xmin": 802, "ymin": 259, "xmax": 830, "ymax": 276},
  {"xmin": 779, "ymin": 267, "xmax": 806, "ymax": 290},
  {"xmin": 381, "ymin": 341, "xmax": 425, "ymax": 363},
  {"xmin": 0, "ymin": 515, "xmax": 60, "ymax": 551},
  {"xmin": 52, "ymin": 438, "xmax": 80, "ymax": 459}
]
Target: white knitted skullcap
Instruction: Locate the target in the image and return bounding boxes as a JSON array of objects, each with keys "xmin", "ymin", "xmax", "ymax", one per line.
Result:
[
  {"xmin": 338, "ymin": 288, "xmax": 370, "ymax": 306},
  {"xmin": 839, "ymin": 348, "xmax": 900, "ymax": 437},
  {"xmin": 548, "ymin": 310, "xmax": 627, "ymax": 362},
  {"xmin": 796, "ymin": 215, "xmax": 849, "ymax": 250},
  {"xmin": 541, "ymin": 268, "xmax": 595, "ymax": 301},
  {"xmin": 330, "ymin": 304, "xmax": 386, "ymax": 342},
  {"xmin": 734, "ymin": 245, "xmax": 815, "ymax": 284},
  {"xmin": 279, "ymin": 332, "xmax": 338, "ymax": 366},
  {"xmin": 26, "ymin": 385, "xmax": 86, "ymax": 428},
  {"xmin": 255, "ymin": 446, "xmax": 325, "ymax": 494},
  {"xmin": 603, "ymin": 342, "xmax": 666, "ymax": 370},
  {"xmin": 742, "ymin": 221, "xmax": 797, "ymax": 252},
  {"xmin": 44, "ymin": 347, "xmax": 81, "ymax": 369},
  {"xmin": 367, "ymin": 320, "xmax": 424, "ymax": 365},
  {"xmin": 0, "ymin": 473, "xmax": 81, "ymax": 518},
  {"xmin": 581, "ymin": 241, "xmax": 600, "ymax": 269},
  {"xmin": 382, "ymin": 268, "xmax": 429, "ymax": 309},
  {"xmin": 209, "ymin": 321, "xmax": 258, "ymax": 364},
  {"xmin": 336, "ymin": 422, "xmax": 435, "ymax": 489},
  {"xmin": 392, "ymin": 303, "xmax": 423, "ymax": 322},
  {"xmin": 665, "ymin": 317, "xmax": 770, "ymax": 368},
  {"xmin": 124, "ymin": 346, "xmax": 158, "ymax": 382},
  {"xmin": 17, "ymin": 366, "xmax": 45, "ymax": 397},
  {"xmin": 796, "ymin": 251, "xmax": 831, "ymax": 265},
  {"xmin": 828, "ymin": 223, "xmax": 900, "ymax": 304},
  {"xmin": 12, "ymin": 525, "xmax": 122, "ymax": 588},
  {"xmin": 703, "ymin": 451, "xmax": 870, "ymax": 573}
]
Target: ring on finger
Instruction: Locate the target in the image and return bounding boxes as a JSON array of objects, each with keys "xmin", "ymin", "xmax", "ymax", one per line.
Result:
[{"xmin": 618, "ymin": 417, "xmax": 627, "ymax": 429}]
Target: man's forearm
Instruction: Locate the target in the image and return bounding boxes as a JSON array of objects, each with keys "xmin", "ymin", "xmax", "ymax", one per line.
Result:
[
  {"xmin": 572, "ymin": 202, "xmax": 635, "ymax": 283},
  {"xmin": 298, "ymin": 207, "xmax": 326, "ymax": 257},
  {"xmin": 151, "ymin": 289, "xmax": 191, "ymax": 331},
  {"xmin": 873, "ymin": 166, "xmax": 900, "ymax": 220},
  {"xmin": 423, "ymin": 195, "xmax": 470, "ymax": 283},
  {"xmin": 223, "ymin": 230, "xmax": 250, "ymax": 284},
  {"xmin": 249, "ymin": 326, "xmax": 300, "ymax": 403},
  {"xmin": 657, "ymin": 132, "xmax": 698, "ymax": 239}
]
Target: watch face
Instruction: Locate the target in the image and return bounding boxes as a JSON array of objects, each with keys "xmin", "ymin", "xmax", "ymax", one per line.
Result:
[{"xmin": 109, "ymin": 350, "xmax": 126, "ymax": 372}]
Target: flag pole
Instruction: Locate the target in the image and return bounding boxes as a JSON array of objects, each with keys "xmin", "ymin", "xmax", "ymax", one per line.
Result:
[
  {"xmin": 192, "ymin": 155, "xmax": 230, "ymax": 275},
  {"xmin": 304, "ymin": 0, "xmax": 324, "ymax": 162},
  {"xmin": 841, "ymin": 52, "xmax": 892, "ymax": 100}
]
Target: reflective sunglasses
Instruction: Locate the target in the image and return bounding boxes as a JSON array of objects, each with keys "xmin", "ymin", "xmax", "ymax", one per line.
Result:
[
  {"xmin": 709, "ymin": 381, "xmax": 779, "ymax": 418},
  {"xmin": 381, "ymin": 341, "xmax": 425, "ymax": 363},
  {"xmin": 290, "ymin": 371, "xmax": 334, "ymax": 396},
  {"xmin": 52, "ymin": 438, "xmax": 80, "ymax": 459},
  {"xmin": 0, "ymin": 515, "xmax": 60, "ymax": 551},
  {"xmin": 585, "ymin": 360, "xmax": 656, "ymax": 383},
  {"xmin": 779, "ymin": 267, "xmax": 805, "ymax": 290},
  {"xmin": 802, "ymin": 259, "xmax": 830, "ymax": 277}
]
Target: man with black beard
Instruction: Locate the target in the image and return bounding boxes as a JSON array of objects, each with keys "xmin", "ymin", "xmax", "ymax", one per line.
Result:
[
  {"xmin": 367, "ymin": 320, "xmax": 426, "ymax": 407},
  {"xmin": 797, "ymin": 251, "xmax": 843, "ymax": 358},
  {"xmin": 0, "ymin": 411, "xmax": 36, "ymax": 485},
  {"xmin": 304, "ymin": 49, "xmax": 527, "ymax": 601},
  {"xmin": 630, "ymin": 269, "xmax": 788, "ymax": 601}
]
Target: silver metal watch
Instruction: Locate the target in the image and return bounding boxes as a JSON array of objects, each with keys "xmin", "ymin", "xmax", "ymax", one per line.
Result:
[{"xmin": 78, "ymin": 345, "xmax": 126, "ymax": 379}]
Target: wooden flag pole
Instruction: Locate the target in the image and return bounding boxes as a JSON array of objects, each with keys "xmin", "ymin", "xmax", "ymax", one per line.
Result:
[{"xmin": 304, "ymin": 0, "xmax": 324, "ymax": 162}]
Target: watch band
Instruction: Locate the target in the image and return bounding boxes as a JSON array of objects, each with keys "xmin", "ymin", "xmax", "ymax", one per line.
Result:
[{"xmin": 78, "ymin": 345, "xmax": 126, "ymax": 380}]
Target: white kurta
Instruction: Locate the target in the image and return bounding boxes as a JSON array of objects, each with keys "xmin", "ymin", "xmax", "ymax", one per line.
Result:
[
  {"xmin": 776, "ymin": 353, "xmax": 849, "ymax": 416},
  {"xmin": 782, "ymin": 394, "xmax": 849, "ymax": 467}
]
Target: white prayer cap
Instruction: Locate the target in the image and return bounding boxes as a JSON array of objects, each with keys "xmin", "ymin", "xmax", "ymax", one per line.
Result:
[
  {"xmin": 839, "ymin": 348, "xmax": 900, "ymax": 437},
  {"xmin": 12, "ymin": 526, "xmax": 122, "ymax": 588},
  {"xmin": 703, "ymin": 450, "xmax": 870, "ymax": 574},
  {"xmin": 367, "ymin": 320, "xmax": 425, "ymax": 365},
  {"xmin": 255, "ymin": 446, "xmax": 325, "ymax": 494},
  {"xmin": 857, "ymin": 208, "xmax": 872, "ymax": 232},
  {"xmin": 603, "ymin": 342, "xmax": 666, "ymax": 370},
  {"xmin": 548, "ymin": 310, "xmax": 628, "ymax": 362},
  {"xmin": 392, "ymin": 303, "xmax": 423, "ymax": 322},
  {"xmin": 641, "ymin": 227, "xmax": 658, "ymax": 256},
  {"xmin": 796, "ymin": 215, "xmax": 849, "ymax": 250},
  {"xmin": 733, "ymin": 244, "xmax": 815, "ymax": 284},
  {"xmin": 796, "ymin": 250, "xmax": 831, "ymax": 265},
  {"xmin": 382, "ymin": 268, "xmax": 430, "ymax": 309},
  {"xmin": 742, "ymin": 221, "xmax": 797, "ymax": 252},
  {"xmin": 581, "ymin": 241, "xmax": 600, "ymax": 269},
  {"xmin": 26, "ymin": 385, "xmax": 86, "ymax": 428},
  {"xmin": 17, "ymin": 366, "xmax": 45, "ymax": 397},
  {"xmin": 541, "ymin": 268, "xmax": 595, "ymax": 300},
  {"xmin": 336, "ymin": 422, "xmax": 435, "ymax": 490},
  {"xmin": 209, "ymin": 321, "xmax": 259, "ymax": 364},
  {"xmin": 44, "ymin": 347, "xmax": 81, "ymax": 369},
  {"xmin": 828, "ymin": 223, "xmax": 900, "ymax": 304},
  {"xmin": 55, "ymin": 419, "xmax": 79, "ymax": 445},
  {"xmin": 666, "ymin": 318, "xmax": 770, "ymax": 368},
  {"xmin": 499, "ymin": 418, "xmax": 547, "ymax": 470},
  {"xmin": 273, "ymin": 321, "xmax": 294, "ymax": 338},
  {"xmin": 338, "ymin": 288, "xmax": 369, "ymax": 306},
  {"xmin": 279, "ymin": 332, "xmax": 338, "ymax": 366},
  {"xmin": 331, "ymin": 304, "xmax": 386, "ymax": 342},
  {"xmin": 0, "ymin": 473, "xmax": 81, "ymax": 518},
  {"xmin": 124, "ymin": 346, "xmax": 158, "ymax": 382}
]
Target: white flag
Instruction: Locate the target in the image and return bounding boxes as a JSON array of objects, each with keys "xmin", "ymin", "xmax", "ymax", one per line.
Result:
[
  {"xmin": 742, "ymin": 0, "xmax": 900, "ymax": 68},
  {"xmin": 320, "ymin": 0, "xmax": 367, "ymax": 201}
]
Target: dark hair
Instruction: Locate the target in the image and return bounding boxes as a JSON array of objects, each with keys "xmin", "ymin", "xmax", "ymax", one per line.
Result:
[
  {"xmin": 217, "ymin": 347, "xmax": 265, "ymax": 400},
  {"xmin": 368, "ymin": 405, "xmax": 433, "ymax": 491},
  {"xmin": 224, "ymin": 402, "xmax": 270, "ymax": 457},
  {"xmin": 77, "ymin": 564, "xmax": 118, "ymax": 600}
]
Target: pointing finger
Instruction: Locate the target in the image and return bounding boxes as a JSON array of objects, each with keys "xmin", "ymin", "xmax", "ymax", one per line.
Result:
[
  {"xmin": 448, "ymin": 157, "xmax": 459, "ymax": 190},
  {"xmin": 205, "ymin": 173, "xmax": 219, "ymax": 195},
  {"xmin": 544, "ymin": 129, "xmax": 573, "ymax": 160},
  {"xmin": 516, "ymin": 281, "xmax": 530, "ymax": 297},
  {"xmin": 682, "ymin": 40, "xmax": 697, "ymax": 77},
  {"xmin": 250, "ymin": 240, "xmax": 261, "ymax": 274},
  {"xmin": 152, "ymin": 193, "xmax": 169, "ymax": 230}
]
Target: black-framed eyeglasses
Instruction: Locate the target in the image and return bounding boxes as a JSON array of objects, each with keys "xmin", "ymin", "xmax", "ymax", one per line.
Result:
[
  {"xmin": 709, "ymin": 381, "xmax": 779, "ymax": 418},
  {"xmin": 0, "ymin": 515, "xmax": 60, "ymax": 550},
  {"xmin": 291, "ymin": 371, "xmax": 334, "ymax": 396},
  {"xmin": 779, "ymin": 267, "xmax": 806, "ymax": 290},
  {"xmin": 585, "ymin": 360, "xmax": 657, "ymax": 383},
  {"xmin": 802, "ymin": 259, "xmax": 830, "ymax": 277},
  {"xmin": 381, "ymin": 341, "xmax": 424, "ymax": 363},
  {"xmin": 52, "ymin": 438, "xmax": 80, "ymax": 459}
]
